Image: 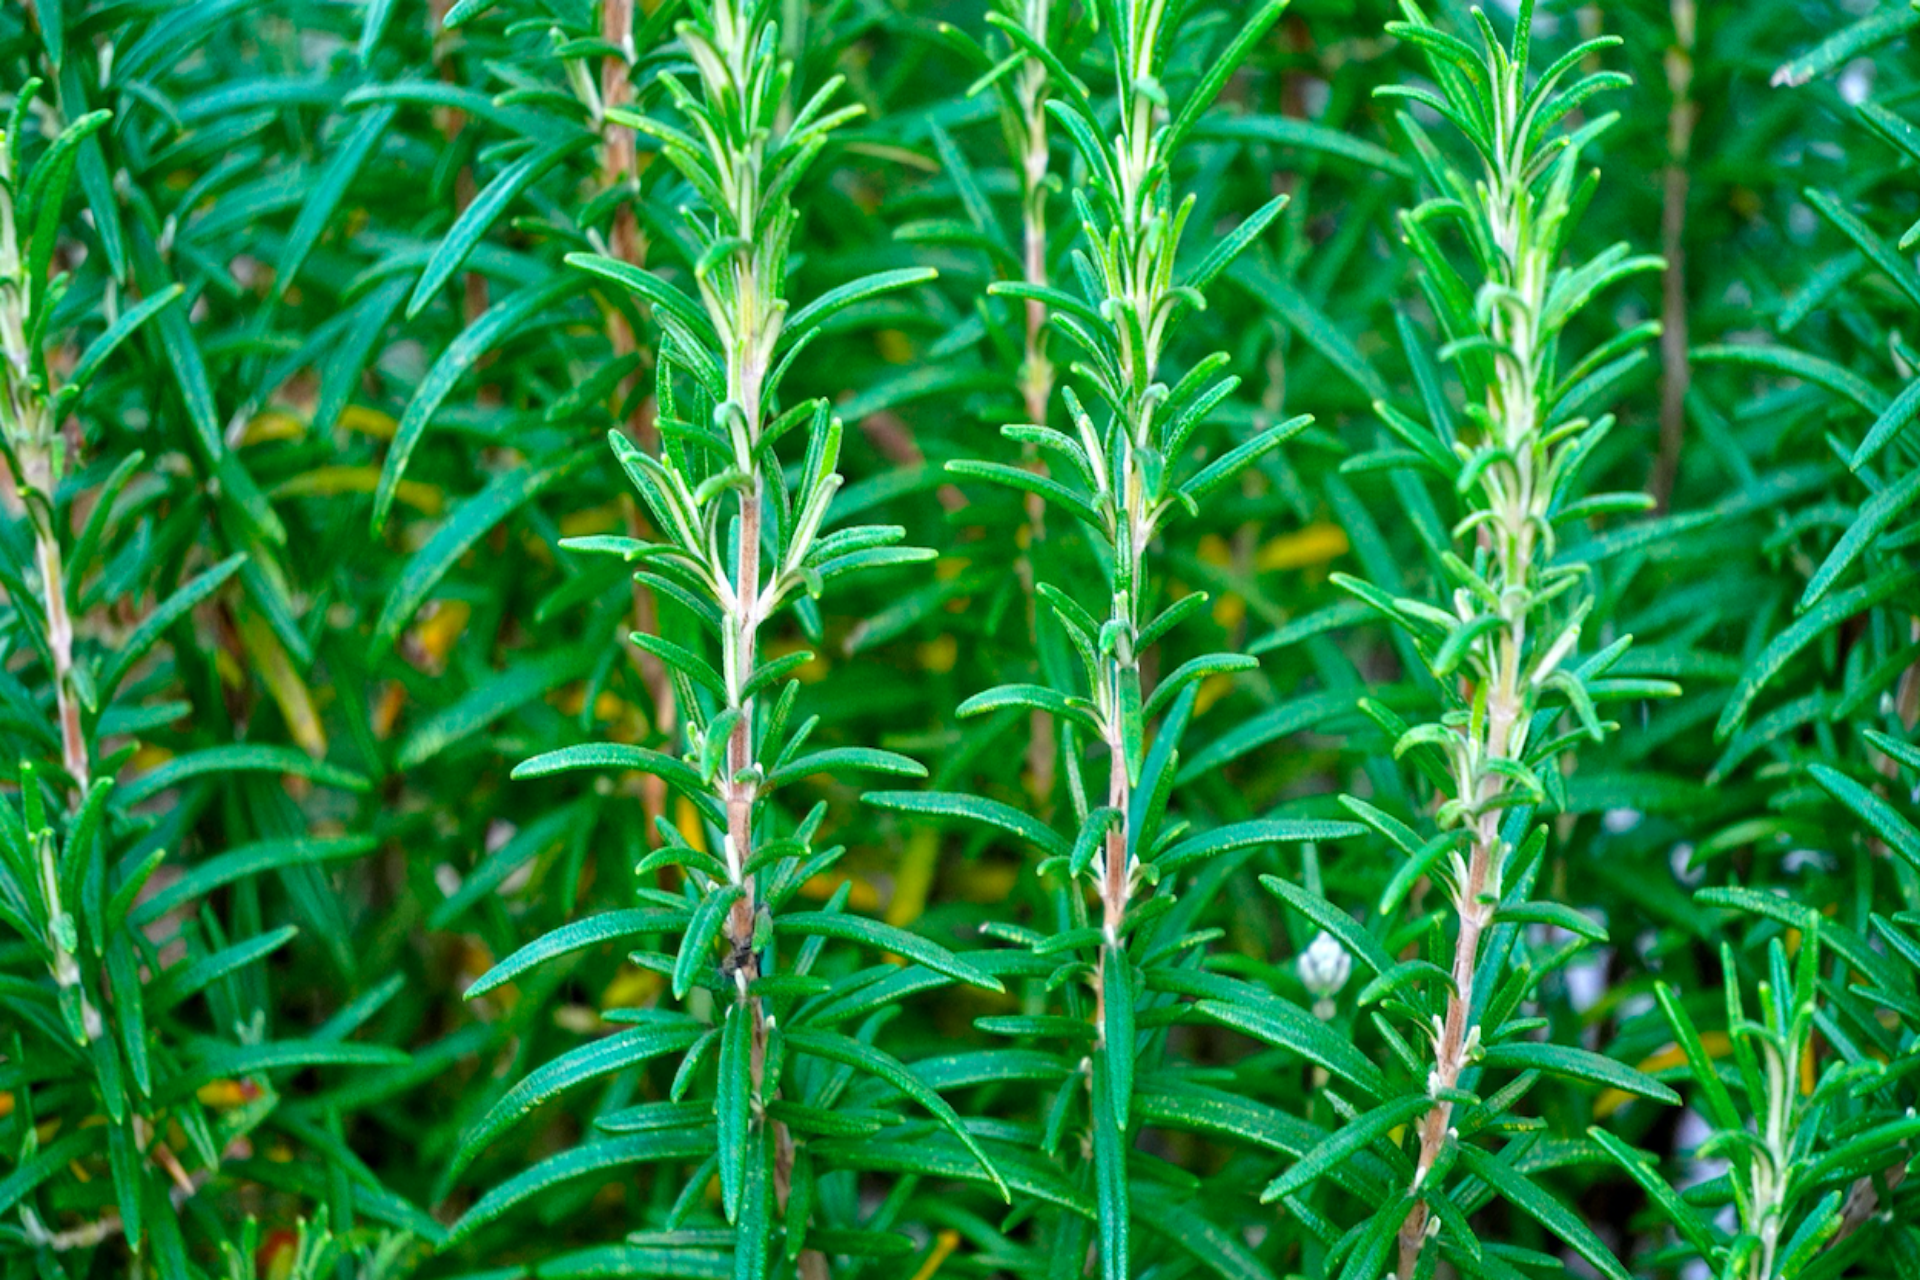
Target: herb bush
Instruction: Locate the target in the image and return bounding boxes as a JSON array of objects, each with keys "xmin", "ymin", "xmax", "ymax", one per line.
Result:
[{"xmin": 2, "ymin": 0, "xmax": 1918, "ymax": 1277}]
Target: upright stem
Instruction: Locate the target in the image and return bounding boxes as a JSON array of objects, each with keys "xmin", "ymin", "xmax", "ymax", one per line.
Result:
[
  {"xmin": 1016, "ymin": 0, "xmax": 1054, "ymax": 432},
  {"xmin": 1101, "ymin": 746, "xmax": 1130, "ymax": 942},
  {"xmin": 23, "ymin": 447, "xmax": 87, "ymax": 799},
  {"xmin": 1093, "ymin": 681, "xmax": 1134, "ymax": 1034},
  {"xmin": 1012, "ymin": 0, "xmax": 1059, "ymax": 808},
  {"xmin": 726, "ymin": 480, "xmax": 790, "ymax": 1237},
  {"xmin": 725, "ymin": 476, "xmax": 763, "ymax": 991},
  {"xmin": 0, "ymin": 146, "xmax": 87, "ymax": 804},
  {"xmin": 596, "ymin": 0, "xmax": 679, "ymax": 829},
  {"xmin": 688, "ymin": 10, "xmax": 802, "ymax": 1224},
  {"xmin": 1651, "ymin": 0, "xmax": 1695, "ymax": 510},
  {"xmin": 1, "ymin": 136, "xmax": 99, "ymax": 1049},
  {"xmin": 1751, "ymin": 1038, "xmax": 1793, "ymax": 1279},
  {"xmin": 1398, "ymin": 96, "xmax": 1544, "ymax": 1278},
  {"xmin": 429, "ymin": 0, "xmax": 488, "ymax": 323},
  {"xmin": 1395, "ymin": 648, "xmax": 1517, "ymax": 1274},
  {"xmin": 596, "ymin": 0, "xmax": 649, "ymax": 415},
  {"xmin": 712, "ymin": 185, "xmax": 772, "ymax": 1097},
  {"xmin": 1090, "ymin": 26, "xmax": 1169, "ymax": 1018},
  {"xmin": 599, "ymin": 0, "xmax": 642, "ymax": 275}
]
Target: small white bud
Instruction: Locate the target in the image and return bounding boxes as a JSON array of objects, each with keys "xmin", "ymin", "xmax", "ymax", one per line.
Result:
[
  {"xmin": 1297, "ymin": 930, "xmax": 1352, "ymax": 1000},
  {"xmin": 1602, "ymin": 807, "xmax": 1642, "ymax": 834}
]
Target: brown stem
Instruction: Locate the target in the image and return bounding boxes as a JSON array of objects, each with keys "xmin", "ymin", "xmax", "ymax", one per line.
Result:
[
  {"xmin": 1397, "ymin": 576, "xmax": 1527, "ymax": 1276},
  {"xmin": 599, "ymin": 0, "xmax": 649, "ymax": 412},
  {"xmin": 1832, "ymin": 1162, "xmax": 1907, "ymax": 1248},
  {"xmin": 1650, "ymin": 0, "xmax": 1695, "ymax": 511},
  {"xmin": 22, "ymin": 444, "xmax": 87, "ymax": 801},
  {"xmin": 1101, "ymin": 736, "xmax": 1130, "ymax": 943},
  {"xmin": 725, "ymin": 476, "xmax": 763, "ymax": 1010},
  {"xmin": 2, "ymin": 90, "xmax": 99, "ymax": 1047},
  {"xmin": 23, "ymin": 1133, "xmax": 229, "ymax": 1253},
  {"xmin": 1395, "ymin": 814, "xmax": 1496, "ymax": 1275},
  {"xmin": 1090, "ymin": 695, "xmax": 1135, "ymax": 1053},
  {"xmin": 1897, "ymin": 619, "xmax": 1920, "ymax": 735},
  {"xmin": 428, "ymin": 0, "xmax": 488, "ymax": 323},
  {"xmin": 598, "ymin": 0, "xmax": 675, "ymax": 827},
  {"xmin": 0, "ymin": 137, "xmax": 82, "ymax": 802},
  {"xmin": 1393, "ymin": 120, "xmax": 1549, "ymax": 1269},
  {"xmin": 722, "ymin": 470, "xmax": 801, "ymax": 1231},
  {"xmin": 692, "ymin": 9, "xmax": 799, "ymax": 1254},
  {"xmin": 1018, "ymin": 120, "xmax": 1053, "ymax": 431},
  {"xmin": 1016, "ymin": 23, "xmax": 1058, "ymax": 812},
  {"xmin": 600, "ymin": 0, "xmax": 636, "ymax": 190}
]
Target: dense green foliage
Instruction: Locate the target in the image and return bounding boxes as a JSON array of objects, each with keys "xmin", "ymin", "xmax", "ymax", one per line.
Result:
[{"xmin": 2, "ymin": 0, "xmax": 1918, "ymax": 1278}]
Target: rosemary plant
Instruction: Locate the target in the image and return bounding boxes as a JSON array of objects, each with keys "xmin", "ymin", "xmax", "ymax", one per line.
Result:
[
  {"xmin": 879, "ymin": 0, "xmax": 1364, "ymax": 1272},
  {"xmin": 1301, "ymin": 4, "xmax": 1679, "ymax": 1274},
  {"xmin": 914, "ymin": 0, "xmax": 1086, "ymax": 805},
  {"xmin": 1, "ymin": 80, "xmax": 399, "ymax": 1274},
  {"xmin": 7, "ymin": 1, "xmax": 1920, "ymax": 1276},
  {"xmin": 447, "ymin": 1, "xmax": 1007, "ymax": 1273},
  {"xmin": 1603, "ymin": 25, "xmax": 1920, "ymax": 1273},
  {"xmin": 964, "ymin": 0, "xmax": 1069, "ymax": 434},
  {"xmin": 1599, "ymin": 921, "xmax": 1920, "ymax": 1277},
  {"xmin": 362, "ymin": 0, "xmax": 693, "ymax": 827},
  {"xmin": 0, "ymin": 106, "xmax": 99, "ymax": 809}
]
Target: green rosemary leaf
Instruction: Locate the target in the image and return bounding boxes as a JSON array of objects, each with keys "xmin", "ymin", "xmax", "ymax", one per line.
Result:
[
  {"xmin": 777, "ymin": 912, "xmax": 1000, "ymax": 992},
  {"xmin": 466, "ymin": 909, "xmax": 688, "ymax": 999},
  {"xmin": 1456, "ymin": 1146, "xmax": 1631, "ymax": 1280}
]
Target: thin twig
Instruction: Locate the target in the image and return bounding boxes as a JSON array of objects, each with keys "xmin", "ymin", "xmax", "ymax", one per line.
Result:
[{"xmin": 1651, "ymin": 0, "xmax": 1696, "ymax": 510}]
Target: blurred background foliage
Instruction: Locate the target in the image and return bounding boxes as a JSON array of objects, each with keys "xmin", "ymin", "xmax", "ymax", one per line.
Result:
[{"xmin": 1, "ymin": 0, "xmax": 1918, "ymax": 1277}]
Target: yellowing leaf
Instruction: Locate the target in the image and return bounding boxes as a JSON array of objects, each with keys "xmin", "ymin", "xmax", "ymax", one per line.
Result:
[
  {"xmin": 559, "ymin": 500, "xmax": 625, "ymax": 537},
  {"xmin": 765, "ymin": 638, "xmax": 828, "ymax": 683},
  {"xmin": 338, "ymin": 405, "xmax": 398, "ymax": 439},
  {"xmin": 886, "ymin": 828, "xmax": 939, "ymax": 927},
  {"xmin": 459, "ymin": 938, "xmax": 495, "ymax": 982},
  {"xmin": 675, "ymin": 796, "xmax": 707, "ymax": 854},
  {"xmin": 412, "ymin": 600, "xmax": 471, "ymax": 669},
  {"xmin": 553, "ymin": 1004, "xmax": 602, "ymax": 1034},
  {"xmin": 263, "ymin": 1230, "xmax": 300, "ymax": 1280},
  {"xmin": 1596, "ymin": 1031, "xmax": 1733, "ymax": 1117},
  {"xmin": 1195, "ymin": 672, "xmax": 1236, "ymax": 715},
  {"xmin": 876, "ymin": 329, "xmax": 913, "ymax": 364},
  {"xmin": 801, "ymin": 871, "xmax": 883, "ymax": 911},
  {"xmin": 1256, "ymin": 522, "xmax": 1349, "ymax": 572},
  {"xmin": 197, "ymin": 1079, "xmax": 253, "ymax": 1109},
  {"xmin": 372, "ymin": 682, "xmax": 405, "ymax": 740},
  {"xmin": 910, "ymin": 1229, "xmax": 962, "ymax": 1280},
  {"xmin": 130, "ymin": 743, "xmax": 174, "ymax": 772},
  {"xmin": 275, "ymin": 466, "xmax": 444, "ymax": 515},
  {"xmin": 603, "ymin": 963, "xmax": 664, "ymax": 1009},
  {"xmin": 952, "ymin": 863, "xmax": 1018, "ymax": 904},
  {"xmin": 241, "ymin": 409, "xmax": 307, "ymax": 444},
  {"xmin": 918, "ymin": 635, "xmax": 958, "ymax": 674},
  {"xmin": 238, "ymin": 611, "xmax": 326, "ymax": 757}
]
